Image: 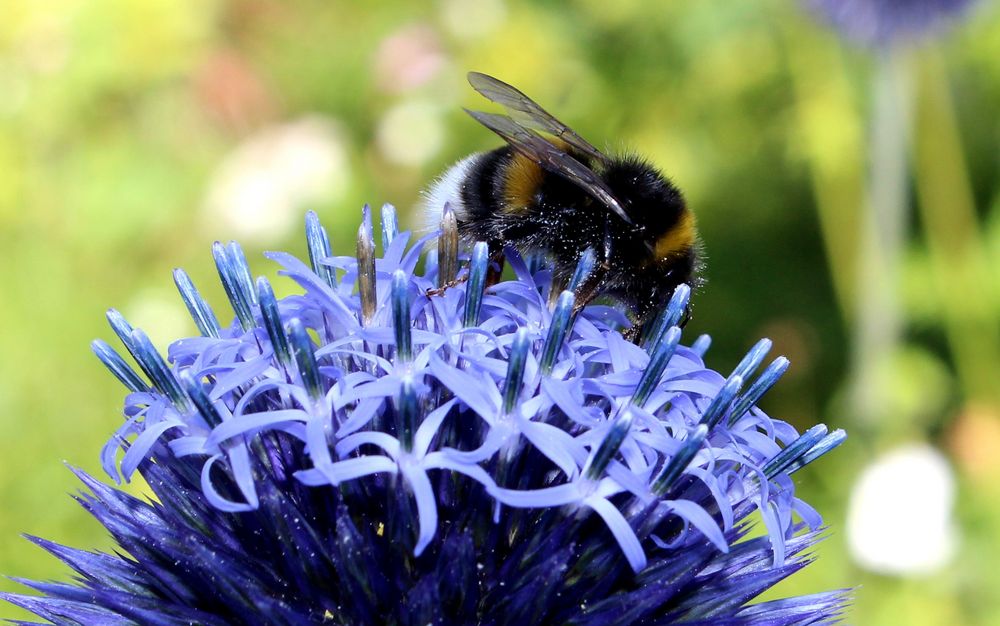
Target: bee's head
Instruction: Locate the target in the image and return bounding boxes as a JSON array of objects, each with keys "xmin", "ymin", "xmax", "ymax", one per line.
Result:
[
  {"xmin": 600, "ymin": 157, "xmax": 701, "ymax": 333},
  {"xmin": 601, "ymin": 158, "xmax": 692, "ymax": 261}
]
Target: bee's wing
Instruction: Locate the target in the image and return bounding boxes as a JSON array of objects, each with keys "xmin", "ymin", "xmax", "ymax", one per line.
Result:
[
  {"xmin": 468, "ymin": 72, "xmax": 608, "ymax": 165},
  {"xmin": 465, "ymin": 109, "xmax": 633, "ymax": 225}
]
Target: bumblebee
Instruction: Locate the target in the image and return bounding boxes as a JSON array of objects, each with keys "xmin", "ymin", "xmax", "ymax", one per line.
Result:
[{"xmin": 425, "ymin": 72, "xmax": 701, "ymax": 333}]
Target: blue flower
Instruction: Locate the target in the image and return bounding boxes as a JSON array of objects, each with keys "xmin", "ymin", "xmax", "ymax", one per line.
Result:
[
  {"xmin": 806, "ymin": 0, "xmax": 978, "ymax": 46},
  {"xmin": 4, "ymin": 206, "xmax": 849, "ymax": 624}
]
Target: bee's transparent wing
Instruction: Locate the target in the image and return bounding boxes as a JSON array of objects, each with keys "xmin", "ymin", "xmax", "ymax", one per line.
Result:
[
  {"xmin": 465, "ymin": 109, "xmax": 632, "ymax": 225},
  {"xmin": 468, "ymin": 72, "xmax": 609, "ymax": 165}
]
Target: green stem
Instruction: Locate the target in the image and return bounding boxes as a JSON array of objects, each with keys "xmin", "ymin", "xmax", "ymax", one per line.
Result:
[{"xmin": 850, "ymin": 48, "xmax": 911, "ymax": 424}]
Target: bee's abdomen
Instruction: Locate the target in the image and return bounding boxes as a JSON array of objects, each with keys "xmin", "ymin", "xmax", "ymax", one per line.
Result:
[
  {"xmin": 422, "ymin": 153, "xmax": 483, "ymax": 229},
  {"xmin": 459, "ymin": 147, "xmax": 512, "ymax": 222}
]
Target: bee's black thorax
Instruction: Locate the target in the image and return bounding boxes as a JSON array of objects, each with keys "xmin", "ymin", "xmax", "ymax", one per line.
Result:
[{"xmin": 457, "ymin": 146, "xmax": 601, "ymax": 254}]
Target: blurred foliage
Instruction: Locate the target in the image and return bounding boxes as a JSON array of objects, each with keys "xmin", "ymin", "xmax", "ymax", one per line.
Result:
[{"xmin": 2, "ymin": 0, "xmax": 1000, "ymax": 623}]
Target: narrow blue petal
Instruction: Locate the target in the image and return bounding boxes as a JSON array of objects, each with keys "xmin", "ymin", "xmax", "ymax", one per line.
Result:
[
  {"xmin": 390, "ymin": 270, "xmax": 412, "ymax": 363},
  {"xmin": 212, "ymin": 241, "xmax": 255, "ymax": 330},
  {"xmin": 339, "ymin": 375, "xmax": 404, "ymax": 403},
  {"xmin": 690, "ymin": 335, "xmax": 711, "ymax": 359},
  {"xmin": 791, "ymin": 497, "xmax": 823, "ymax": 530},
  {"xmin": 380, "ymin": 203, "xmax": 398, "ymax": 249},
  {"xmin": 266, "ymin": 251, "xmax": 359, "ymax": 330},
  {"xmin": 287, "ymin": 318, "xmax": 323, "ymax": 400},
  {"xmin": 400, "ymin": 463, "xmax": 438, "ymax": 556},
  {"xmin": 395, "ymin": 377, "xmax": 419, "ymax": 452},
  {"xmin": 730, "ymin": 338, "xmax": 772, "ymax": 382},
  {"xmin": 788, "ymin": 429, "xmax": 848, "ymax": 475},
  {"xmin": 604, "ymin": 332, "xmax": 635, "ymax": 373},
  {"xmin": 129, "ymin": 329, "xmax": 191, "ymax": 411},
  {"xmin": 651, "ymin": 424, "xmax": 709, "ymax": 496},
  {"xmin": 728, "ymin": 356, "xmax": 790, "ymax": 426},
  {"xmin": 759, "ymin": 497, "xmax": 786, "ymax": 566},
  {"xmin": 698, "ymin": 374, "xmax": 743, "ymax": 429},
  {"xmin": 541, "ymin": 378, "xmax": 601, "ymax": 428},
  {"xmin": 584, "ymin": 495, "xmax": 647, "ymax": 573},
  {"xmin": 120, "ymin": 420, "xmax": 182, "ymax": 480},
  {"xmin": 463, "ymin": 241, "xmax": 489, "ymax": 327},
  {"xmin": 173, "ymin": 268, "xmax": 222, "ymax": 338},
  {"xmin": 335, "ymin": 397, "xmax": 385, "ymax": 437},
  {"xmin": 641, "ymin": 284, "xmax": 691, "ymax": 348},
  {"xmin": 502, "ymin": 328, "xmax": 530, "ymax": 414},
  {"xmin": 200, "ymin": 454, "xmax": 256, "ymax": 513},
  {"xmin": 764, "ymin": 424, "xmax": 829, "ymax": 479},
  {"xmin": 256, "ymin": 277, "xmax": 293, "ymax": 371},
  {"xmin": 439, "ymin": 427, "xmax": 505, "ymax": 464},
  {"xmin": 226, "ymin": 442, "xmax": 259, "ymax": 509},
  {"xmin": 413, "ymin": 398, "xmax": 457, "ymax": 457},
  {"xmin": 662, "ymin": 498, "xmax": 728, "ymax": 553},
  {"xmin": 518, "ymin": 419, "xmax": 581, "ymax": 480},
  {"xmin": 335, "ymin": 431, "xmax": 401, "ymax": 458},
  {"xmin": 179, "ymin": 371, "xmax": 225, "ymax": 428},
  {"xmin": 428, "ymin": 354, "xmax": 497, "ymax": 421},
  {"xmin": 207, "ymin": 356, "xmax": 272, "ymax": 401},
  {"xmin": 91, "ymin": 339, "xmax": 148, "ymax": 393},
  {"xmin": 633, "ymin": 326, "xmax": 682, "ymax": 407},
  {"xmin": 379, "ymin": 228, "xmax": 410, "ymax": 270},
  {"xmin": 541, "ymin": 290, "xmax": 575, "ymax": 375},
  {"xmin": 583, "ymin": 409, "xmax": 635, "ymax": 480},
  {"xmin": 568, "ymin": 247, "xmax": 597, "ymax": 292},
  {"xmin": 204, "ymin": 409, "xmax": 309, "ymax": 449},
  {"xmin": 295, "ymin": 456, "xmax": 398, "ymax": 486},
  {"xmin": 492, "ymin": 483, "xmax": 580, "ymax": 508},
  {"xmin": 422, "ymin": 451, "xmax": 498, "ymax": 492},
  {"xmin": 687, "ymin": 466, "xmax": 735, "ymax": 531},
  {"xmin": 304, "ymin": 210, "xmax": 337, "ymax": 288},
  {"xmin": 227, "ymin": 241, "xmax": 257, "ymax": 306},
  {"xmin": 105, "ymin": 308, "xmax": 135, "ymax": 350}
]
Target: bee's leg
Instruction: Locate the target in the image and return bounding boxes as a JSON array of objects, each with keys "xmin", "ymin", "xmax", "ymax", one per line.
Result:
[
  {"xmin": 425, "ymin": 241, "xmax": 506, "ymax": 297},
  {"xmin": 486, "ymin": 241, "xmax": 506, "ymax": 287},
  {"xmin": 679, "ymin": 304, "xmax": 693, "ymax": 328},
  {"xmin": 625, "ymin": 302, "xmax": 693, "ymax": 344},
  {"xmin": 624, "ymin": 307, "xmax": 656, "ymax": 344},
  {"xmin": 622, "ymin": 323, "xmax": 643, "ymax": 343},
  {"xmin": 564, "ymin": 264, "xmax": 605, "ymax": 313},
  {"xmin": 425, "ymin": 274, "xmax": 469, "ymax": 297},
  {"xmin": 548, "ymin": 273, "xmax": 569, "ymax": 308}
]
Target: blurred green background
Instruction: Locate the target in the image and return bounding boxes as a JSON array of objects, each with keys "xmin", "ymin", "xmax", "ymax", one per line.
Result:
[{"xmin": 2, "ymin": 0, "xmax": 1000, "ymax": 623}]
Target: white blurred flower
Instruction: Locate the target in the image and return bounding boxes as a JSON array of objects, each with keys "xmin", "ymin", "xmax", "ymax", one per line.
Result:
[
  {"xmin": 203, "ymin": 116, "xmax": 349, "ymax": 243},
  {"xmin": 847, "ymin": 443, "xmax": 957, "ymax": 575}
]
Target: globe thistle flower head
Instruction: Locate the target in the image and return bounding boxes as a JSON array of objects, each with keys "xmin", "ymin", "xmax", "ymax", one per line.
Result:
[
  {"xmin": 807, "ymin": 0, "xmax": 978, "ymax": 46},
  {"xmin": 4, "ymin": 206, "xmax": 848, "ymax": 625}
]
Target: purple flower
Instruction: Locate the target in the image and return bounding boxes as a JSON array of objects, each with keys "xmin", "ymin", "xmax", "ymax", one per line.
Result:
[
  {"xmin": 4, "ymin": 206, "xmax": 848, "ymax": 624},
  {"xmin": 807, "ymin": 0, "xmax": 978, "ymax": 46}
]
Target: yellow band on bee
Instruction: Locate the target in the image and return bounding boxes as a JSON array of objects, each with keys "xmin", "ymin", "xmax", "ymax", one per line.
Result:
[
  {"xmin": 652, "ymin": 211, "xmax": 696, "ymax": 261},
  {"xmin": 502, "ymin": 152, "xmax": 544, "ymax": 212}
]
